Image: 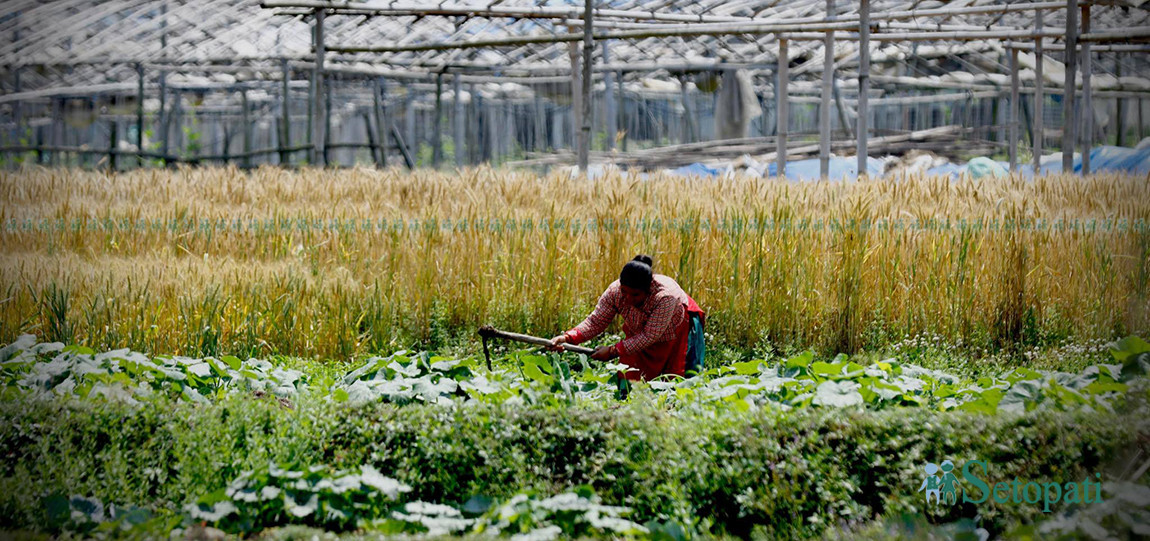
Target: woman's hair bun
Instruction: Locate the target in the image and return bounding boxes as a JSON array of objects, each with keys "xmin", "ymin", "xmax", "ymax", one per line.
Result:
[{"xmin": 632, "ymin": 254, "xmax": 654, "ymax": 267}]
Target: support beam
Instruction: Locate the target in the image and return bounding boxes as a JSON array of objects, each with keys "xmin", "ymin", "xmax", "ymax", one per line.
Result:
[
  {"xmin": 364, "ymin": 111, "xmax": 381, "ymax": 166},
  {"xmin": 618, "ymin": 70, "xmax": 627, "ymax": 151},
  {"xmin": 1081, "ymin": 4, "xmax": 1092, "ymax": 175},
  {"xmin": 453, "ymin": 76, "xmax": 464, "ymax": 167},
  {"xmin": 281, "ymin": 59, "xmax": 291, "ymax": 165},
  {"xmin": 578, "ymin": 0, "xmax": 593, "ymax": 174},
  {"xmin": 1034, "ymin": 9, "xmax": 1044, "ymax": 175},
  {"xmin": 820, "ymin": 0, "xmax": 835, "ymax": 179},
  {"xmin": 1062, "ymin": 0, "xmax": 1078, "ymax": 174},
  {"xmin": 107, "ymin": 101, "xmax": 118, "ymax": 171},
  {"xmin": 136, "ymin": 62, "xmax": 145, "ymax": 167},
  {"xmin": 374, "ymin": 77, "xmax": 388, "ymax": 167},
  {"xmin": 604, "ymin": 41, "xmax": 616, "ymax": 151},
  {"xmin": 679, "ymin": 75, "xmax": 697, "ymax": 144},
  {"xmin": 241, "ymin": 89, "xmax": 251, "ymax": 168},
  {"xmin": 433, "ymin": 73, "xmax": 443, "ymax": 167},
  {"xmin": 776, "ymin": 38, "xmax": 788, "ymax": 179},
  {"xmin": 1116, "ymin": 55, "xmax": 1125, "ymax": 147},
  {"xmin": 569, "ymin": 38, "xmax": 582, "ymax": 168},
  {"xmin": 1010, "ymin": 48, "xmax": 1020, "ymax": 172},
  {"xmin": 312, "ymin": 8, "xmax": 326, "ymax": 167},
  {"xmin": 856, "ymin": 0, "xmax": 870, "ymax": 179}
]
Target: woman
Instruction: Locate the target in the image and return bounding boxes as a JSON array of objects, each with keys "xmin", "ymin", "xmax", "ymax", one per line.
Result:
[{"xmin": 549, "ymin": 255, "xmax": 706, "ymax": 380}]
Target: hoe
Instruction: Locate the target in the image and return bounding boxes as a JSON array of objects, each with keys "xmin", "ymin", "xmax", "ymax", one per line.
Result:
[{"xmin": 477, "ymin": 325, "xmax": 594, "ymax": 370}]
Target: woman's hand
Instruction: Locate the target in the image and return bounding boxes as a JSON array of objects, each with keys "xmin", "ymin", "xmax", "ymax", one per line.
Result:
[
  {"xmin": 591, "ymin": 345, "xmax": 618, "ymax": 362},
  {"xmin": 548, "ymin": 335, "xmax": 568, "ymax": 352}
]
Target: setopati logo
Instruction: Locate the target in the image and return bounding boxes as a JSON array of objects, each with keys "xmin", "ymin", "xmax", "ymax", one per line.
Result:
[{"xmin": 917, "ymin": 459, "xmax": 1105, "ymax": 513}]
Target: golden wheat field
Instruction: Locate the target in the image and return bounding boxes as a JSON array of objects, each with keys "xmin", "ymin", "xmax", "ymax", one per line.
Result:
[{"xmin": 0, "ymin": 165, "xmax": 1147, "ymax": 360}]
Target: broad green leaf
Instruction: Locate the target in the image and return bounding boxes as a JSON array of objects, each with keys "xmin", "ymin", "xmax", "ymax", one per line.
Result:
[
  {"xmin": 812, "ymin": 380, "xmax": 864, "ymax": 408},
  {"xmin": 1108, "ymin": 336, "xmax": 1150, "ymax": 362},
  {"xmin": 220, "ymin": 355, "xmax": 242, "ymax": 370}
]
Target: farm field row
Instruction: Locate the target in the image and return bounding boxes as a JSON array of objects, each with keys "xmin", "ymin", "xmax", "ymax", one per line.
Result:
[
  {"xmin": 1, "ymin": 168, "xmax": 1148, "ymax": 359},
  {"xmin": 0, "ymin": 334, "xmax": 1148, "ymax": 539}
]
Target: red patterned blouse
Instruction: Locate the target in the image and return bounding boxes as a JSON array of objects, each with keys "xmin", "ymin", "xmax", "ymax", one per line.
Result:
[{"xmin": 563, "ymin": 274, "xmax": 690, "ymax": 357}]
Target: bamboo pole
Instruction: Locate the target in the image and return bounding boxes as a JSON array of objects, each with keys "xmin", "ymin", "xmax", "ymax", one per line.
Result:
[
  {"xmin": 267, "ymin": 0, "xmax": 1067, "ymax": 32},
  {"xmin": 1078, "ymin": 27, "xmax": 1150, "ymax": 43},
  {"xmin": 579, "ymin": 0, "xmax": 593, "ymax": 174},
  {"xmin": 1034, "ymin": 9, "xmax": 1044, "ymax": 174},
  {"xmin": 327, "ymin": 25, "xmax": 1066, "ymax": 54},
  {"xmin": 364, "ymin": 111, "xmax": 380, "ymax": 166},
  {"xmin": 604, "ymin": 42, "xmax": 616, "ymax": 151},
  {"xmin": 312, "ymin": 8, "xmax": 326, "ymax": 167},
  {"xmin": 136, "ymin": 62, "xmax": 145, "ymax": 168},
  {"xmin": 374, "ymin": 77, "xmax": 388, "ymax": 167},
  {"xmin": 324, "ymin": 75, "xmax": 332, "ymax": 165},
  {"xmin": 1010, "ymin": 48, "xmax": 1020, "ymax": 172},
  {"xmin": 281, "ymin": 59, "xmax": 291, "ymax": 165},
  {"xmin": 618, "ymin": 70, "xmax": 627, "ymax": 151},
  {"xmin": 433, "ymin": 73, "xmax": 443, "ymax": 167},
  {"xmin": 453, "ymin": 76, "xmax": 464, "ymax": 167},
  {"xmin": 856, "ymin": 0, "xmax": 870, "ymax": 179},
  {"xmin": 820, "ymin": 0, "xmax": 834, "ymax": 179},
  {"xmin": 1062, "ymin": 0, "xmax": 1077, "ymax": 174},
  {"xmin": 679, "ymin": 75, "xmax": 697, "ymax": 144},
  {"xmin": 107, "ymin": 98, "xmax": 117, "ymax": 171},
  {"xmin": 1006, "ymin": 42, "xmax": 1150, "ymax": 53},
  {"xmin": 569, "ymin": 38, "xmax": 583, "ymax": 169},
  {"xmin": 776, "ymin": 38, "xmax": 788, "ymax": 179},
  {"xmin": 1116, "ymin": 55, "xmax": 1125, "ymax": 147},
  {"xmin": 1081, "ymin": 4, "xmax": 1092, "ymax": 174},
  {"xmin": 241, "ymin": 89, "xmax": 251, "ymax": 168}
]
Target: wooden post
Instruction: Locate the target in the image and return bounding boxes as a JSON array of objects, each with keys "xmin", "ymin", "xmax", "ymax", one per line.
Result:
[
  {"xmin": 158, "ymin": 1, "xmax": 168, "ymax": 164},
  {"xmin": 223, "ymin": 123, "xmax": 231, "ymax": 164},
  {"xmin": 136, "ymin": 62, "xmax": 145, "ymax": 168},
  {"xmin": 171, "ymin": 92, "xmax": 182, "ymax": 164},
  {"xmin": 404, "ymin": 91, "xmax": 416, "ymax": 164},
  {"xmin": 569, "ymin": 40, "xmax": 581, "ymax": 158},
  {"xmin": 108, "ymin": 102, "xmax": 118, "ymax": 172},
  {"xmin": 1116, "ymin": 55, "xmax": 1125, "ymax": 147},
  {"xmin": 679, "ymin": 75, "xmax": 697, "ymax": 144},
  {"xmin": 364, "ymin": 111, "xmax": 381, "ymax": 166},
  {"xmin": 776, "ymin": 38, "xmax": 789, "ymax": 179},
  {"xmin": 241, "ymin": 89, "xmax": 251, "ymax": 168},
  {"xmin": 281, "ymin": 59, "xmax": 291, "ymax": 165},
  {"xmin": 1141, "ymin": 99, "xmax": 1146, "ymax": 141},
  {"xmin": 375, "ymin": 77, "xmax": 389, "ymax": 167},
  {"xmin": 324, "ymin": 77, "xmax": 332, "ymax": 166},
  {"xmin": 11, "ymin": 67, "xmax": 21, "ymax": 146},
  {"xmin": 453, "ymin": 76, "xmax": 465, "ymax": 167},
  {"xmin": 604, "ymin": 41, "xmax": 616, "ymax": 151},
  {"xmin": 1010, "ymin": 47, "xmax": 1020, "ymax": 172},
  {"xmin": 306, "ymin": 65, "xmax": 313, "ymax": 154},
  {"xmin": 618, "ymin": 70, "xmax": 627, "ymax": 151},
  {"xmin": 1062, "ymin": 0, "xmax": 1077, "ymax": 173},
  {"xmin": 312, "ymin": 8, "xmax": 326, "ymax": 167},
  {"xmin": 820, "ymin": 0, "xmax": 835, "ymax": 178},
  {"xmin": 856, "ymin": 0, "xmax": 870, "ymax": 178},
  {"xmin": 1034, "ymin": 9, "xmax": 1044, "ymax": 174},
  {"xmin": 579, "ymin": 0, "xmax": 593, "ymax": 173},
  {"xmin": 533, "ymin": 95, "xmax": 545, "ymax": 152},
  {"xmin": 1081, "ymin": 4, "xmax": 1091, "ymax": 175},
  {"xmin": 433, "ymin": 73, "xmax": 443, "ymax": 167}
]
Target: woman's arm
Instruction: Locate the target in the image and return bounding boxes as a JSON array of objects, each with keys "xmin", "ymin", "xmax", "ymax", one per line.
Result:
[
  {"xmin": 564, "ymin": 285, "xmax": 619, "ymax": 344},
  {"xmin": 615, "ymin": 296, "xmax": 678, "ymax": 356}
]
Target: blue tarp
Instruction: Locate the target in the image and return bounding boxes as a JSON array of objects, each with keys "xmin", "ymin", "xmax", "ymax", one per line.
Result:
[
  {"xmin": 663, "ymin": 145, "xmax": 1150, "ymax": 180},
  {"xmin": 668, "ymin": 163, "xmax": 727, "ymax": 178},
  {"xmin": 765, "ymin": 156, "xmax": 886, "ymax": 181}
]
